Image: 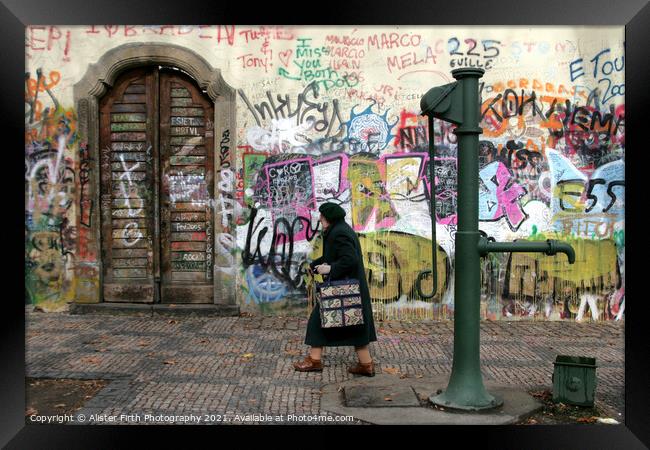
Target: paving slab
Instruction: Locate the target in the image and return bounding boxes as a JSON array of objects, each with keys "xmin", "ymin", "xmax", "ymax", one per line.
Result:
[{"xmin": 344, "ymin": 384, "xmax": 420, "ymax": 407}]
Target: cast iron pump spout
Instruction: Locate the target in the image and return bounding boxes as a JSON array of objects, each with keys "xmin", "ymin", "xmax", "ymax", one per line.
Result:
[{"xmin": 477, "ymin": 238, "xmax": 576, "ymax": 264}]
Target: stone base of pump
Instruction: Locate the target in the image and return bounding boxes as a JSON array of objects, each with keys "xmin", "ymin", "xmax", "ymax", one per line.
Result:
[{"xmin": 321, "ymin": 374, "xmax": 543, "ymax": 425}]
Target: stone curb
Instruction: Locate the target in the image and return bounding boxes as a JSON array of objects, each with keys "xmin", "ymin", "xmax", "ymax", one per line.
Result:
[{"xmin": 67, "ymin": 302, "xmax": 240, "ymax": 317}]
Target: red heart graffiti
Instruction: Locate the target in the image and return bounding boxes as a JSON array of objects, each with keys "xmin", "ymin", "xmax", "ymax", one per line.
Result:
[{"xmin": 279, "ymin": 50, "xmax": 293, "ymax": 67}]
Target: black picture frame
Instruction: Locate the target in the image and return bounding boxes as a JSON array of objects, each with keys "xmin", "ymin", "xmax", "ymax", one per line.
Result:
[{"xmin": 5, "ymin": 0, "xmax": 649, "ymax": 447}]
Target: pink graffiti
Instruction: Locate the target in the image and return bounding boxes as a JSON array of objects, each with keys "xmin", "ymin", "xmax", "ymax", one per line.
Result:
[
  {"xmin": 493, "ymin": 162, "xmax": 527, "ymax": 230},
  {"xmin": 264, "ymin": 158, "xmax": 316, "ymax": 242}
]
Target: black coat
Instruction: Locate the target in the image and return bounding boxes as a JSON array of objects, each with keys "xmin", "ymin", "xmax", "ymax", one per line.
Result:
[{"xmin": 305, "ymin": 218, "xmax": 377, "ymax": 347}]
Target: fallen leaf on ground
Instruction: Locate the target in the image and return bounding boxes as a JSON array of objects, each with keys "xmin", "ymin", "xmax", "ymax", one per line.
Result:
[
  {"xmin": 81, "ymin": 356, "xmax": 102, "ymax": 364},
  {"xmin": 383, "ymin": 367, "xmax": 400, "ymax": 375},
  {"xmin": 415, "ymin": 374, "xmax": 424, "ymax": 379},
  {"xmin": 577, "ymin": 416, "xmax": 598, "ymax": 423},
  {"xmin": 168, "ymin": 320, "xmax": 178, "ymax": 324},
  {"xmin": 163, "ymin": 360, "xmax": 177, "ymax": 365},
  {"xmin": 399, "ymin": 374, "xmax": 409, "ymax": 379},
  {"xmin": 198, "ymin": 339, "xmax": 209, "ymax": 344},
  {"xmin": 242, "ymin": 353, "xmax": 254, "ymax": 358},
  {"xmin": 137, "ymin": 341, "xmax": 150, "ymax": 347},
  {"xmin": 25, "ymin": 407, "xmax": 38, "ymax": 416},
  {"xmin": 531, "ymin": 390, "xmax": 552, "ymax": 400},
  {"xmin": 383, "ymin": 396, "xmax": 392, "ymax": 401},
  {"xmin": 54, "ymin": 403, "xmax": 66, "ymax": 408}
]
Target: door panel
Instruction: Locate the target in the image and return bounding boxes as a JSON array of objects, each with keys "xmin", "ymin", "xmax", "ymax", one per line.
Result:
[
  {"xmin": 159, "ymin": 70, "xmax": 215, "ymax": 303},
  {"xmin": 100, "ymin": 68, "xmax": 157, "ymax": 302},
  {"xmin": 99, "ymin": 67, "xmax": 214, "ymax": 304}
]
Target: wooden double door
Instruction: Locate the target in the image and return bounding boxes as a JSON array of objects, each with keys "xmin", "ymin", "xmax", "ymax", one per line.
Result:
[{"xmin": 99, "ymin": 66, "xmax": 215, "ymax": 303}]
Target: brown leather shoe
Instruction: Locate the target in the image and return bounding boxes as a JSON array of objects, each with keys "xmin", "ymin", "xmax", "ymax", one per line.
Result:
[
  {"xmin": 293, "ymin": 355, "xmax": 323, "ymax": 372},
  {"xmin": 348, "ymin": 360, "xmax": 375, "ymax": 377}
]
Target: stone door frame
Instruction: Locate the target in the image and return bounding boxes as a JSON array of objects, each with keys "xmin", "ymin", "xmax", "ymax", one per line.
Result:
[{"xmin": 73, "ymin": 42, "xmax": 236, "ymax": 306}]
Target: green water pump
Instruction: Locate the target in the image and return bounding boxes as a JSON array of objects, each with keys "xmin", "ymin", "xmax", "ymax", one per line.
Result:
[{"xmin": 418, "ymin": 68, "xmax": 576, "ymax": 411}]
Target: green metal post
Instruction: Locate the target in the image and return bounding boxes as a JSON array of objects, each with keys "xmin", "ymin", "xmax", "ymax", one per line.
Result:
[{"xmin": 429, "ymin": 68, "xmax": 502, "ymax": 410}]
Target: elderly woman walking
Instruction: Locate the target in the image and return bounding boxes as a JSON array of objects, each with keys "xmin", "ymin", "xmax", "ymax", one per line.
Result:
[{"xmin": 293, "ymin": 202, "xmax": 378, "ymax": 376}]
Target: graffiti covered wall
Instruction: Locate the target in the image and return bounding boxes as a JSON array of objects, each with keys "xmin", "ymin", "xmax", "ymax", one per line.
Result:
[{"xmin": 26, "ymin": 26, "xmax": 625, "ymax": 321}]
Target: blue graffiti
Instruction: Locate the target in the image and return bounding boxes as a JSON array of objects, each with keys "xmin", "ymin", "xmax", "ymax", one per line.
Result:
[
  {"xmin": 547, "ymin": 149, "xmax": 624, "ymax": 236},
  {"xmin": 344, "ymin": 102, "xmax": 398, "ymax": 154},
  {"xmin": 245, "ymin": 264, "xmax": 288, "ymax": 304}
]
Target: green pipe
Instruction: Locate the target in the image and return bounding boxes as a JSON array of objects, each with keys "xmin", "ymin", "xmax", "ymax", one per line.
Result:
[
  {"xmin": 415, "ymin": 114, "xmax": 439, "ymax": 299},
  {"xmin": 478, "ymin": 238, "xmax": 576, "ymax": 264}
]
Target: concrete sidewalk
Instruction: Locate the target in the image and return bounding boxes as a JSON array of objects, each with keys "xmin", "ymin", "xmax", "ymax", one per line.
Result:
[{"xmin": 25, "ymin": 308, "xmax": 624, "ymax": 425}]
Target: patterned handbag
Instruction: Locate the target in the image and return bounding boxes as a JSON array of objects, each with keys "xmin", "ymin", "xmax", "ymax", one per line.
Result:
[{"xmin": 316, "ymin": 277, "xmax": 364, "ymax": 328}]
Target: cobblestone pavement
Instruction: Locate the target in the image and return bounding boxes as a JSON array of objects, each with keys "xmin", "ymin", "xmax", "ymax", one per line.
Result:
[{"xmin": 25, "ymin": 308, "xmax": 624, "ymax": 425}]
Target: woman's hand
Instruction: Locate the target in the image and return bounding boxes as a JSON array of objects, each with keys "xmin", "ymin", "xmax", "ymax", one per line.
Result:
[{"xmin": 314, "ymin": 264, "xmax": 331, "ymax": 275}]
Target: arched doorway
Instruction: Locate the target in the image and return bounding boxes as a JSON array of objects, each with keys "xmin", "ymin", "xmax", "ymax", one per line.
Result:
[
  {"xmin": 73, "ymin": 43, "xmax": 237, "ymax": 308},
  {"xmin": 99, "ymin": 66, "xmax": 215, "ymax": 303}
]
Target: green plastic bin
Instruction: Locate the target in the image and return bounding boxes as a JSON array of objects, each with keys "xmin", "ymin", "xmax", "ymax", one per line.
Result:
[{"xmin": 552, "ymin": 355, "xmax": 597, "ymax": 407}]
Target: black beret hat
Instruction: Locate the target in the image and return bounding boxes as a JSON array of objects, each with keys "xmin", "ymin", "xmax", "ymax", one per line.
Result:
[{"xmin": 318, "ymin": 202, "xmax": 346, "ymax": 221}]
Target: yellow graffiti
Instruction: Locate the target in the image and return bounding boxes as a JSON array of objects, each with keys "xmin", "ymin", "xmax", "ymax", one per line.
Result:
[
  {"xmin": 26, "ymin": 230, "xmax": 75, "ymax": 311},
  {"xmin": 26, "ymin": 100, "xmax": 79, "ymax": 311},
  {"xmin": 347, "ymin": 157, "xmax": 397, "ymax": 231},
  {"xmin": 384, "ymin": 157, "xmax": 423, "ymax": 196},
  {"xmin": 74, "ymin": 277, "xmax": 100, "ymax": 303},
  {"xmin": 505, "ymin": 234, "xmax": 619, "ymax": 317},
  {"xmin": 310, "ymin": 231, "xmax": 449, "ymax": 320},
  {"xmin": 553, "ymin": 181, "xmax": 586, "ymax": 213}
]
